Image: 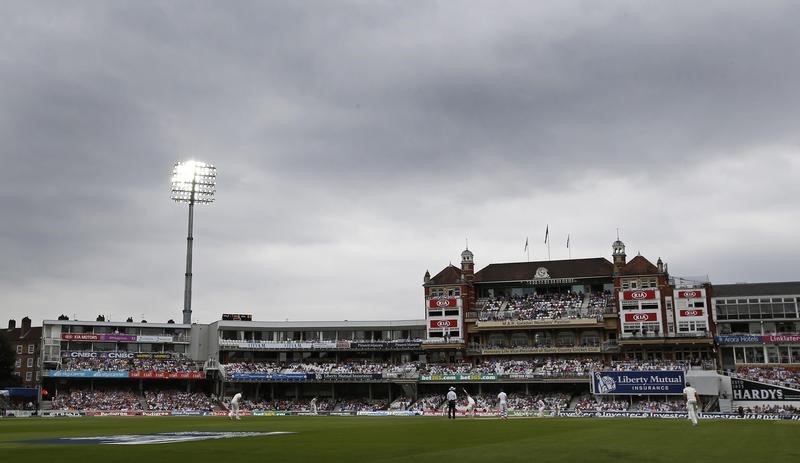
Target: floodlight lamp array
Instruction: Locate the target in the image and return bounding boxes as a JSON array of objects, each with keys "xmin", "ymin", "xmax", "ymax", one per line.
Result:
[{"xmin": 171, "ymin": 160, "xmax": 216, "ymax": 204}]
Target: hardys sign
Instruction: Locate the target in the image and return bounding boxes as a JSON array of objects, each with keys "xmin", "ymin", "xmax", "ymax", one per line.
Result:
[
  {"xmin": 591, "ymin": 371, "xmax": 685, "ymax": 395},
  {"xmin": 731, "ymin": 377, "xmax": 800, "ymax": 401}
]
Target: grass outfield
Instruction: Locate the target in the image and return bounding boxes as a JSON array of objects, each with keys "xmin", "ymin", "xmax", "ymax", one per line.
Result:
[{"xmin": 1, "ymin": 416, "xmax": 798, "ymax": 463}]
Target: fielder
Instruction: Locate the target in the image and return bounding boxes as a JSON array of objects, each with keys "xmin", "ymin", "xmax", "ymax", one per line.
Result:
[
  {"xmin": 463, "ymin": 388, "xmax": 476, "ymax": 418},
  {"xmin": 497, "ymin": 389, "xmax": 508, "ymax": 420},
  {"xmin": 683, "ymin": 382, "xmax": 701, "ymax": 426},
  {"xmin": 310, "ymin": 396, "xmax": 318, "ymax": 414},
  {"xmin": 229, "ymin": 392, "xmax": 242, "ymax": 420},
  {"xmin": 537, "ymin": 399, "xmax": 546, "ymax": 417}
]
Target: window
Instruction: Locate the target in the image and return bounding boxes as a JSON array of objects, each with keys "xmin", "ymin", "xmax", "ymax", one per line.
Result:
[
  {"xmin": 36, "ymin": 372, "xmax": 40, "ymax": 381},
  {"xmin": 678, "ymin": 320, "xmax": 707, "ymax": 332},
  {"xmin": 28, "ymin": 344, "xmax": 35, "ymax": 354},
  {"xmin": 25, "ymin": 372, "xmax": 32, "ymax": 382},
  {"xmin": 16, "ymin": 345, "xmax": 22, "ymax": 354},
  {"xmin": 641, "ymin": 278, "xmax": 657, "ymax": 289},
  {"xmin": 27, "ymin": 358, "xmax": 33, "ymax": 368},
  {"xmin": 15, "ymin": 359, "xmax": 21, "ymax": 368}
]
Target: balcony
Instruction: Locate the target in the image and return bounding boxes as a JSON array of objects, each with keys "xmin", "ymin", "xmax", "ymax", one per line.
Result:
[
  {"xmin": 474, "ymin": 317, "xmax": 604, "ymax": 329},
  {"xmin": 468, "ymin": 344, "xmax": 602, "ymax": 355}
]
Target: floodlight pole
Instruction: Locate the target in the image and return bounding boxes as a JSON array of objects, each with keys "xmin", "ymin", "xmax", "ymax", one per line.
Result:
[
  {"xmin": 172, "ymin": 160, "xmax": 215, "ymax": 325},
  {"xmin": 182, "ymin": 178, "xmax": 196, "ymax": 325}
]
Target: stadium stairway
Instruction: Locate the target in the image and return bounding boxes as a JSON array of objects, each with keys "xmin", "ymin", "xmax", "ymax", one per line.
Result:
[
  {"xmin": 718, "ymin": 397, "xmax": 733, "ymax": 413},
  {"xmin": 400, "ymin": 383, "xmax": 416, "ymax": 400}
]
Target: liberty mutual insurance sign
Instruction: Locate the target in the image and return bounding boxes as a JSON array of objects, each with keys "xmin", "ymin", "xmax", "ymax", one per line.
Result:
[{"xmin": 592, "ymin": 371, "xmax": 686, "ymax": 395}]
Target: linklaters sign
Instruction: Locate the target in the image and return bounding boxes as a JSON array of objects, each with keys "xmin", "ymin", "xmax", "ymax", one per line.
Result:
[{"xmin": 591, "ymin": 371, "xmax": 685, "ymax": 395}]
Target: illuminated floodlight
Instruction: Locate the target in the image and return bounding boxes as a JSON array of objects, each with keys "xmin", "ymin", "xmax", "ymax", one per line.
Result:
[
  {"xmin": 171, "ymin": 160, "xmax": 217, "ymax": 324},
  {"xmin": 171, "ymin": 160, "xmax": 217, "ymax": 204}
]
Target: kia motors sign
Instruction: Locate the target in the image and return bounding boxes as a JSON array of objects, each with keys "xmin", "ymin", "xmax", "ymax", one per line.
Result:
[
  {"xmin": 622, "ymin": 290, "xmax": 656, "ymax": 301},
  {"xmin": 623, "ymin": 312, "xmax": 658, "ymax": 322},
  {"xmin": 428, "ymin": 298, "xmax": 458, "ymax": 309},
  {"xmin": 677, "ymin": 290, "xmax": 703, "ymax": 299},
  {"xmin": 61, "ymin": 333, "xmax": 102, "ymax": 341},
  {"xmin": 679, "ymin": 309, "xmax": 704, "ymax": 317},
  {"xmin": 429, "ymin": 319, "xmax": 458, "ymax": 329},
  {"xmin": 61, "ymin": 333, "xmax": 138, "ymax": 342}
]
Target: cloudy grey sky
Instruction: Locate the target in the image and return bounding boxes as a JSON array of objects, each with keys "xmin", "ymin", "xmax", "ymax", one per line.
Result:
[{"xmin": 2, "ymin": 0, "xmax": 800, "ymax": 325}]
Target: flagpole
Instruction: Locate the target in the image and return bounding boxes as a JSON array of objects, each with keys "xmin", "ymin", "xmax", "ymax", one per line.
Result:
[
  {"xmin": 544, "ymin": 225, "xmax": 550, "ymax": 261},
  {"xmin": 524, "ymin": 237, "xmax": 529, "ymax": 262},
  {"xmin": 567, "ymin": 234, "xmax": 571, "ymax": 259}
]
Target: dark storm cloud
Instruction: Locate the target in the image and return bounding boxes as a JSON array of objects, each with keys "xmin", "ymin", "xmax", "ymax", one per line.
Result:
[{"xmin": 1, "ymin": 1, "xmax": 799, "ymax": 323}]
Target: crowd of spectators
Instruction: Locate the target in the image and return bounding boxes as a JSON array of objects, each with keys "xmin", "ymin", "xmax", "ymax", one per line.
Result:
[
  {"xmin": 735, "ymin": 366, "xmax": 800, "ymax": 389},
  {"xmin": 607, "ymin": 360, "xmax": 690, "ymax": 371},
  {"xmin": 217, "ymin": 357, "xmax": 715, "ymax": 380},
  {"xmin": 413, "ymin": 392, "xmax": 571, "ymax": 413},
  {"xmin": 741, "ymin": 404, "xmax": 800, "ymax": 416},
  {"xmin": 60, "ymin": 357, "xmax": 131, "ymax": 372},
  {"xmin": 144, "ymin": 390, "xmax": 213, "ymax": 411},
  {"xmin": 336, "ymin": 398, "xmax": 388, "ymax": 412},
  {"xmin": 223, "ymin": 362, "xmax": 284, "ymax": 374},
  {"xmin": 52, "ymin": 390, "xmax": 143, "ymax": 411},
  {"xmin": 389, "ymin": 396, "xmax": 412, "ymax": 410},
  {"xmin": 478, "ymin": 293, "xmax": 585, "ymax": 322},
  {"xmin": 59, "ymin": 355, "xmax": 198, "ymax": 372},
  {"xmin": 285, "ymin": 361, "xmax": 385, "ymax": 375},
  {"xmin": 629, "ymin": 399, "xmax": 687, "ymax": 412},
  {"xmin": 574, "ymin": 395, "xmax": 629, "ymax": 412},
  {"xmin": 132, "ymin": 357, "xmax": 197, "ymax": 372}
]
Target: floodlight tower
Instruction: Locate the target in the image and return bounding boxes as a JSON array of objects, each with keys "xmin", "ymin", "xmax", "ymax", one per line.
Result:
[{"xmin": 171, "ymin": 160, "xmax": 216, "ymax": 324}]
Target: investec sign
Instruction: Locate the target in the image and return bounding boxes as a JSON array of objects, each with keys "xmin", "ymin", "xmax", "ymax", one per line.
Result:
[{"xmin": 591, "ymin": 371, "xmax": 685, "ymax": 395}]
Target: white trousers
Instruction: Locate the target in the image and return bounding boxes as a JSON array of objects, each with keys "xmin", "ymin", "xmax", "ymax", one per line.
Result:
[
  {"xmin": 229, "ymin": 402, "xmax": 240, "ymax": 418},
  {"xmin": 687, "ymin": 401, "xmax": 698, "ymax": 425}
]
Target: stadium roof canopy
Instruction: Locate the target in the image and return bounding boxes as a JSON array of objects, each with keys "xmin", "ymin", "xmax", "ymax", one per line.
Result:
[
  {"xmin": 474, "ymin": 258, "xmax": 614, "ymax": 283},
  {"xmin": 712, "ymin": 281, "xmax": 800, "ymax": 298}
]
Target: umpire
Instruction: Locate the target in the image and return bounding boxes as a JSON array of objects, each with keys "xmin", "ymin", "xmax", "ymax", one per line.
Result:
[{"xmin": 446, "ymin": 386, "xmax": 457, "ymax": 419}]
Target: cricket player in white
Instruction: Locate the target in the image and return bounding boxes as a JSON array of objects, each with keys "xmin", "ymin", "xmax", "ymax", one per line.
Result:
[
  {"xmin": 537, "ymin": 399, "xmax": 546, "ymax": 417},
  {"xmin": 497, "ymin": 389, "xmax": 508, "ymax": 420},
  {"xmin": 683, "ymin": 382, "xmax": 700, "ymax": 426},
  {"xmin": 463, "ymin": 389, "xmax": 476, "ymax": 418},
  {"xmin": 310, "ymin": 397, "xmax": 318, "ymax": 414},
  {"xmin": 229, "ymin": 392, "xmax": 242, "ymax": 420}
]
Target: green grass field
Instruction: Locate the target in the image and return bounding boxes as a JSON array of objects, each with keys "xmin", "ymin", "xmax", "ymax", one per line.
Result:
[{"xmin": 1, "ymin": 416, "xmax": 798, "ymax": 463}]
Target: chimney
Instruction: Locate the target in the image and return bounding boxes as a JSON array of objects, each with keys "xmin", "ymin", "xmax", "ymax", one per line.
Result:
[
  {"xmin": 21, "ymin": 317, "xmax": 31, "ymax": 331},
  {"xmin": 7, "ymin": 319, "xmax": 16, "ymax": 330}
]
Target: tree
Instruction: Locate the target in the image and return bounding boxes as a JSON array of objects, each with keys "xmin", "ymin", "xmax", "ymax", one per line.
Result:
[{"xmin": 0, "ymin": 330, "xmax": 21, "ymax": 387}]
